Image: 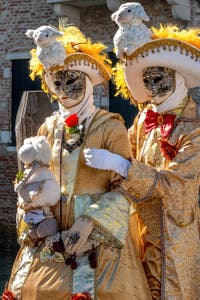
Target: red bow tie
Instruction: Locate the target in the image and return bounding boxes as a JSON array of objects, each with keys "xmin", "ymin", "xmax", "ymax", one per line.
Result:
[{"xmin": 144, "ymin": 110, "xmax": 176, "ymax": 138}]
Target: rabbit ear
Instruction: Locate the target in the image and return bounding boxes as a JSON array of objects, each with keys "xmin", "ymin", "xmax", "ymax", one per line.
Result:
[
  {"xmin": 37, "ymin": 136, "xmax": 46, "ymax": 144},
  {"xmin": 23, "ymin": 137, "xmax": 33, "ymax": 144},
  {"xmin": 25, "ymin": 29, "xmax": 35, "ymax": 38},
  {"xmin": 111, "ymin": 12, "xmax": 117, "ymax": 22},
  {"xmin": 51, "ymin": 28, "xmax": 63, "ymax": 37},
  {"xmin": 136, "ymin": 5, "xmax": 149, "ymax": 22}
]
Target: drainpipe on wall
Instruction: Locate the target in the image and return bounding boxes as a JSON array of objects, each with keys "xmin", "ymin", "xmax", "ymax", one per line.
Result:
[{"xmin": 166, "ymin": 0, "xmax": 191, "ymax": 21}]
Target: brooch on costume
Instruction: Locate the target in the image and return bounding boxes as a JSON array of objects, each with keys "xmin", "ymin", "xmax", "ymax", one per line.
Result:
[{"xmin": 63, "ymin": 113, "xmax": 85, "ymax": 153}]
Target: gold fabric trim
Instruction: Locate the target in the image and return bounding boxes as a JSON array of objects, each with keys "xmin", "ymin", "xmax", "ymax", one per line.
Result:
[
  {"xmin": 74, "ymin": 194, "xmax": 123, "ymax": 248},
  {"xmin": 48, "ymin": 53, "xmax": 111, "ymax": 82},
  {"xmin": 126, "ymin": 39, "xmax": 200, "ymax": 61},
  {"xmin": 89, "ymin": 220, "xmax": 122, "ymax": 249},
  {"xmin": 10, "ymin": 246, "xmax": 37, "ymax": 299},
  {"xmin": 83, "ymin": 192, "xmax": 130, "ymax": 247}
]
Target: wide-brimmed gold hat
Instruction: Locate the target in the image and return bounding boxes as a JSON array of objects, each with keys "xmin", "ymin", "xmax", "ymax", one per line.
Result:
[
  {"xmin": 113, "ymin": 25, "xmax": 200, "ymax": 104},
  {"xmin": 28, "ymin": 25, "xmax": 112, "ymax": 97}
]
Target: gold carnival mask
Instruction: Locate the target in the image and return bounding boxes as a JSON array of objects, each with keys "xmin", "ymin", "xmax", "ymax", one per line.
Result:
[
  {"xmin": 143, "ymin": 66, "xmax": 176, "ymax": 105},
  {"xmin": 45, "ymin": 70, "xmax": 86, "ymax": 108}
]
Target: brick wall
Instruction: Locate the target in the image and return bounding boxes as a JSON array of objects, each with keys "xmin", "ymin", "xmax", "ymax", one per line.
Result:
[
  {"xmin": 0, "ymin": 0, "xmax": 200, "ymax": 224},
  {"xmin": 0, "ymin": 0, "xmax": 57, "ymax": 132},
  {"xmin": 0, "ymin": 145, "xmax": 18, "ymax": 224},
  {"xmin": 80, "ymin": 1, "xmax": 184, "ymax": 50},
  {"xmin": 0, "ymin": 0, "xmax": 58, "ymax": 224}
]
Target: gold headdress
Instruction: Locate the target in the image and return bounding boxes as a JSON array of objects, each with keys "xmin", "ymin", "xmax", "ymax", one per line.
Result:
[
  {"xmin": 28, "ymin": 24, "xmax": 112, "ymax": 97},
  {"xmin": 113, "ymin": 24, "xmax": 200, "ymax": 104}
]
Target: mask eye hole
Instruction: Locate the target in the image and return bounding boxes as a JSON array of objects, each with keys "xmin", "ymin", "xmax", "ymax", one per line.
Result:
[
  {"xmin": 153, "ymin": 75, "xmax": 163, "ymax": 84},
  {"xmin": 66, "ymin": 78, "xmax": 76, "ymax": 85},
  {"xmin": 54, "ymin": 80, "xmax": 61, "ymax": 87},
  {"xmin": 143, "ymin": 78, "xmax": 149, "ymax": 85}
]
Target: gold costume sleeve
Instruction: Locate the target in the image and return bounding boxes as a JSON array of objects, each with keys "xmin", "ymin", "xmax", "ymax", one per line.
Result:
[
  {"xmin": 122, "ymin": 128, "xmax": 200, "ymax": 215},
  {"xmin": 84, "ymin": 191, "xmax": 130, "ymax": 248}
]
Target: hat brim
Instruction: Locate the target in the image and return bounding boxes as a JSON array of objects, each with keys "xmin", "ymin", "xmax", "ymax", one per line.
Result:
[
  {"xmin": 124, "ymin": 38, "xmax": 200, "ymax": 103},
  {"xmin": 48, "ymin": 53, "xmax": 111, "ymax": 87}
]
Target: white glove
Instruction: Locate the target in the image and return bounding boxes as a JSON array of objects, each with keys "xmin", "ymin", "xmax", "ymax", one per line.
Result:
[
  {"xmin": 84, "ymin": 148, "xmax": 131, "ymax": 178},
  {"xmin": 23, "ymin": 209, "xmax": 45, "ymax": 225}
]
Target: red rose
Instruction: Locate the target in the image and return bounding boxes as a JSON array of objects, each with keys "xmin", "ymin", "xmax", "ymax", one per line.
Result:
[
  {"xmin": 71, "ymin": 291, "xmax": 92, "ymax": 300},
  {"xmin": 2, "ymin": 289, "xmax": 16, "ymax": 300},
  {"xmin": 160, "ymin": 139, "xmax": 178, "ymax": 160},
  {"xmin": 65, "ymin": 113, "xmax": 79, "ymax": 128}
]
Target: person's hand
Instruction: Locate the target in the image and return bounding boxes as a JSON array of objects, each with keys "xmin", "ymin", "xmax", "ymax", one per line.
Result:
[
  {"xmin": 63, "ymin": 217, "xmax": 98, "ymax": 255},
  {"xmin": 84, "ymin": 148, "xmax": 131, "ymax": 178},
  {"xmin": 76, "ymin": 238, "xmax": 99, "ymax": 255}
]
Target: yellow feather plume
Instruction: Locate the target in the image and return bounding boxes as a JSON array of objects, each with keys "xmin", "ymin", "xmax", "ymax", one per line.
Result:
[
  {"xmin": 152, "ymin": 24, "xmax": 200, "ymax": 49},
  {"xmin": 58, "ymin": 25, "xmax": 112, "ymax": 72},
  {"xmin": 112, "ymin": 62, "xmax": 132, "ymax": 101},
  {"xmin": 58, "ymin": 24, "xmax": 86, "ymax": 46}
]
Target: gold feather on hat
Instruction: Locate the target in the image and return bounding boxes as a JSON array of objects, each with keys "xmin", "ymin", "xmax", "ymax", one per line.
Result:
[
  {"xmin": 152, "ymin": 24, "xmax": 200, "ymax": 49},
  {"xmin": 28, "ymin": 23, "xmax": 112, "ymax": 96},
  {"xmin": 57, "ymin": 24, "xmax": 111, "ymax": 69},
  {"xmin": 112, "ymin": 24, "xmax": 200, "ymax": 104},
  {"xmin": 112, "ymin": 62, "xmax": 132, "ymax": 101}
]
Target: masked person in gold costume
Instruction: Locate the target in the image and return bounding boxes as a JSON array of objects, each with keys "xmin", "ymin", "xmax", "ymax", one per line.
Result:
[
  {"xmin": 84, "ymin": 19, "xmax": 200, "ymax": 300},
  {"xmin": 3, "ymin": 25, "xmax": 152, "ymax": 300}
]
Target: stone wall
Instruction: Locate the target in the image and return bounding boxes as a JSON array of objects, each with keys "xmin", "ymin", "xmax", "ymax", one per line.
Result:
[
  {"xmin": 0, "ymin": 0, "xmax": 199, "ymax": 224},
  {"xmin": 190, "ymin": 0, "xmax": 200, "ymax": 26}
]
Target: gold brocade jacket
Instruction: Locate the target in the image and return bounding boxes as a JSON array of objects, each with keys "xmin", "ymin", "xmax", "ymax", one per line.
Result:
[
  {"xmin": 121, "ymin": 97, "xmax": 200, "ymax": 300},
  {"xmin": 8, "ymin": 110, "xmax": 151, "ymax": 300}
]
